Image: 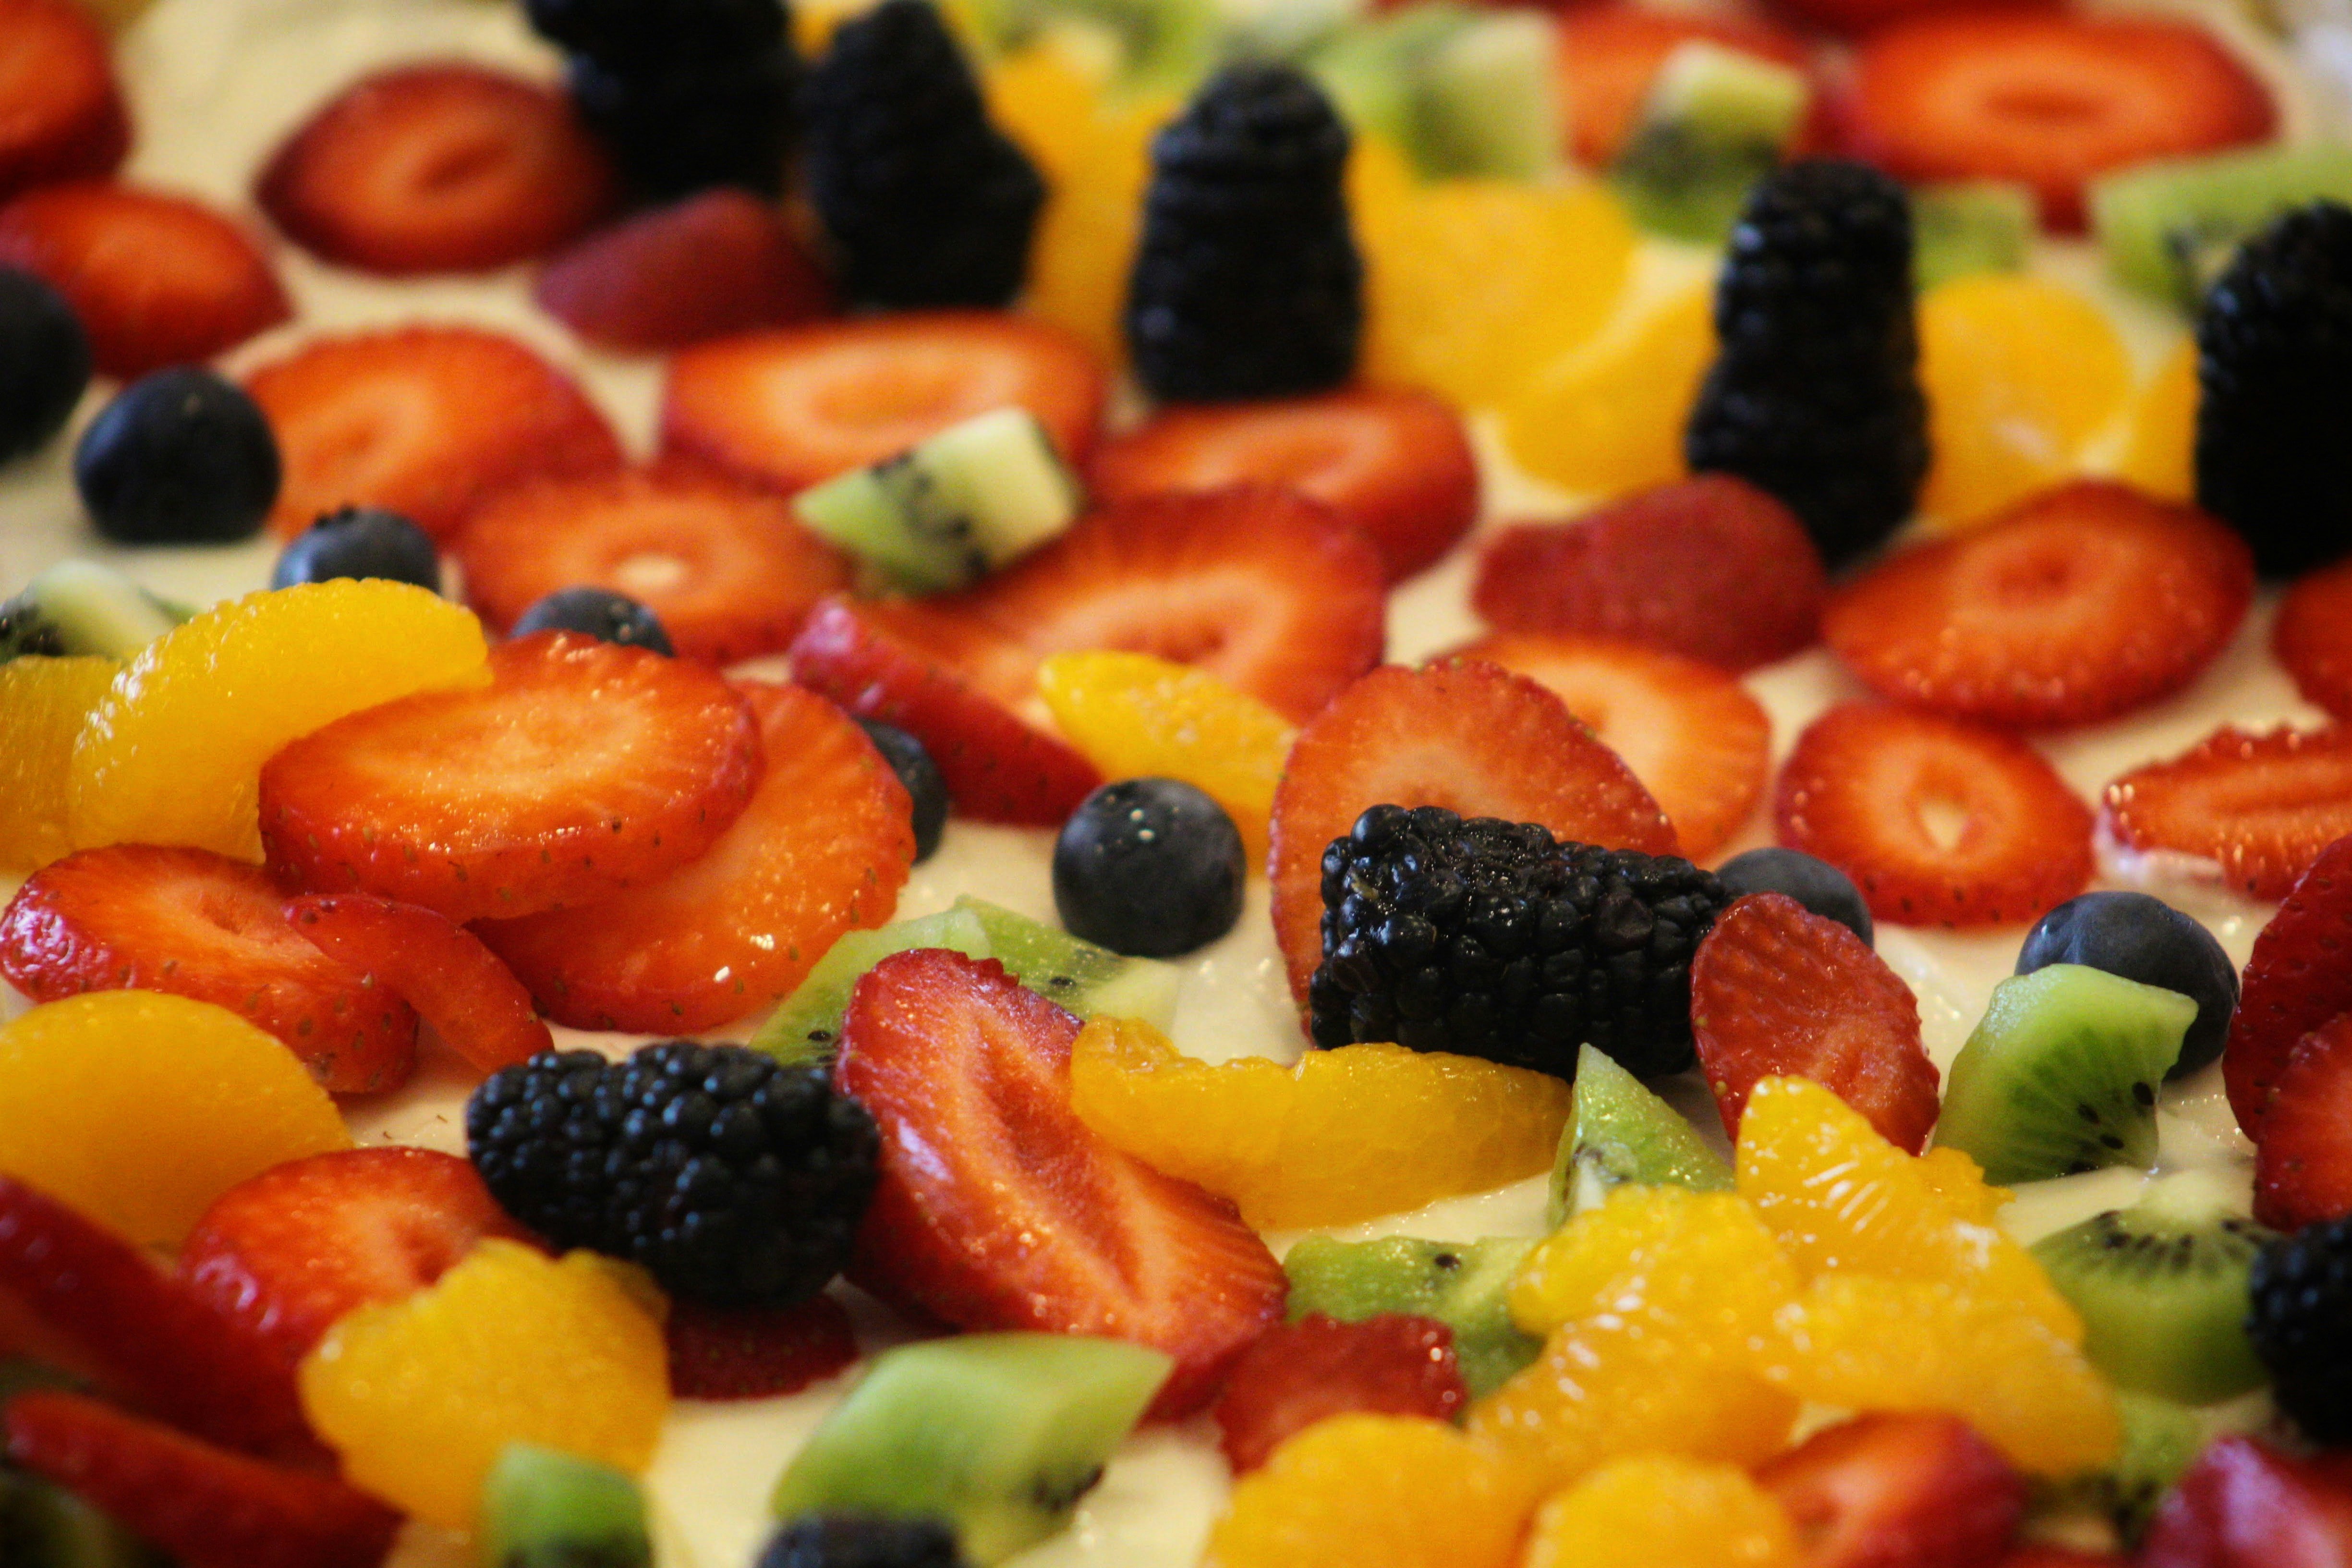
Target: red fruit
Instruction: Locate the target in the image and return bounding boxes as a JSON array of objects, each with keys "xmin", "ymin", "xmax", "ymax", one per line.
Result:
[
  {"xmin": 246, "ymin": 325, "xmax": 623, "ymax": 540},
  {"xmin": 2139, "ymin": 1435, "xmax": 2352, "ymax": 1568},
  {"xmin": 2222, "ymin": 837, "xmax": 2352, "ymax": 1134},
  {"xmin": 1843, "ymin": 14, "xmax": 2274, "ymax": 231},
  {"xmin": 1212, "ymin": 1313, "xmax": 1465, "ymax": 1475},
  {"xmin": 2251, "ymin": 1011, "xmax": 2352, "ymax": 1230},
  {"xmin": 178, "ymin": 1147, "xmax": 529, "ymax": 1376},
  {"xmin": 282, "ymin": 895, "xmax": 552, "ymax": 1074},
  {"xmin": 1086, "ymin": 389, "xmax": 1478, "ymax": 584},
  {"xmin": 1754, "ymin": 1411, "xmax": 2027, "ymax": 1568},
  {"xmin": 0, "ymin": 844, "xmax": 418, "ymax": 1094},
  {"xmin": 4, "ymin": 1389, "xmax": 397, "ymax": 1568},
  {"xmin": 534, "ymin": 188, "xmax": 833, "ymax": 352},
  {"xmin": 2103, "ymin": 726, "xmax": 2352, "ymax": 904},
  {"xmin": 1994, "ymin": 1552, "xmax": 2128, "ymax": 1568},
  {"xmin": 260, "ymin": 631, "xmax": 762, "ymax": 925},
  {"xmin": 2274, "ymin": 556, "xmax": 2352, "ymax": 722},
  {"xmin": 1268, "ymin": 659, "xmax": 1675, "ymax": 1004},
  {"xmin": 661, "ymin": 311, "xmax": 1106, "ymax": 493},
  {"xmin": 1557, "ymin": 8, "xmax": 1809, "ymax": 166},
  {"xmin": 1691, "ymin": 892, "xmax": 1939, "ymax": 1152},
  {"xmin": 1822, "ymin": 481, "xmax": 2253, "ymax": 730},
  {"xmin": 665, "ymin": 1294, "xmax": 859, "ymax": 1401},
  {"xmin": 1775, "ymin": 703, "xmax": 2094, "ymax": 929},
  {"xmin": 475, "ymin": 681, "xmax": 914, "ymax": 1033},
  {"xmin": 0, "ymin": 182, "xmax": 289, "ymax": 379},
  {"xmin": 1471, "ymin": 475, "xmax": 1827, "ymax": 674},
  {"xmin": 258, "ymin": 61, "xmax": 613, "ymax": 274},
  {"xmin": 834, "ymin": 948, "xmax": 1286, "ymax": 1419},
  {"xmin": 0, "ymin": 0, "xmax": 128, "ymax": 203}
]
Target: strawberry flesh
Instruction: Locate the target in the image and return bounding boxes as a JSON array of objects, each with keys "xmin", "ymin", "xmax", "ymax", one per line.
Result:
[
  {"xmin": 535, "ymin": 188, "xmax": 834, "ymax": 352},
  {"xmin": 1754, "ymin": 1410, "xmax": 2028, "ymax": 1568},
  {"xmin": 2276, "ymin": 556, "xmax": 2352, "ymax": 722},
  {"xmin": 2139, "ymin": 1435, "xmax": 2352, "ymax": 1568},
  {"xmin": 2223, "ymin": 836, "xmax": 2352, "ymax": 1133},
  {"xmin": 283, "ymin": 894, "xmax": 553, "ymax": 1074},
  {"xmin": 1212, "ymin": 1313, "xmax": 1465, "ymax": 1474},
  {"xmin": 1556, "ymin": 8, "xmax": 1809, "ymax": 164},
  {"xmin": 0, "ymin": 0, "xmax": 129, "ymax": 202},
  {"xmin": 2103, "ymin": 726, "xmax": 2352, "ymax": 903},
  {"xmin": 666, "ymin": 1294, "xmax": 859, "ymax": 1400},
  {"xmin": 2252, "ymin": 1011, "xmax": 2352, "ymax": 1230}
]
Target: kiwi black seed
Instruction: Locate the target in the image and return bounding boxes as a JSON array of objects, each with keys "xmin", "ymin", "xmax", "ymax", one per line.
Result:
[{"xmin": 1281, "ymin": 1234, "xmax": 1542, "ymax": 1398}]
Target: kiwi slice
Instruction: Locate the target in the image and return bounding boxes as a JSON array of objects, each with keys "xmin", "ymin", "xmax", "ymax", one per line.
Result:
[
  {"xmin": 1610, "ymin": 41, "xmax": 1809, "ymax": 245},
  {"xmin": 1413, "ymin": 10, "xmax": 1562, "ymax": 181},
  {"xmin": 0, "ymin": 1471, "xmax": 168, "ymax": 1568},
  {"xmin": 751, "ymin": 908, "xmax": 994, "ymax": 1065},
  {"xmin": 1913, "ymin": 182, "xmax": 2036, "ymax": 290},
  {"xmin": 1549, "ymin": 1043, "xmax": 1732, "ymax": 1228},
  {"xmin": 769, "ymin": 1333, "xmax": 1170, "ymax": 1567},
  {"xmin": 0, "ymin": 561, "xmax": 187, "ymax": 663},
  {"xmin": 1281, "ymin": 1235, "xmax": 1541, "ymax": 1398},
  {"xmin": 1932, "ymin": 964, "xmax": 2194, "ymax": 1186},
  {"xmin": 480, "ymin": 1444, "xmax": 650, "ymax": 1568},
  {"xmin": 2037, "ymin": 1388, "xmax": 2227, "ymax": 1547},
  {"xmin": 953, "ymin": 897, "xmax": 1181, "ymax": 1029},
  {"xmin": 2091, "ymin": 145, "xmax": 2352, "ymax": 308}
]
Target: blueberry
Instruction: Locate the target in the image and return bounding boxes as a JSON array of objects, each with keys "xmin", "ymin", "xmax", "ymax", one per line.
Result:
[
  {"xmin": 1053, "ymin": 778, "xmax": 1244, "ymax": 958},
  {"xmin": 2018, "ymin": 890, "xmax": 2237, "ymax": 1080},
  {"xmin": 0, "ymin": 267, "xmax": 90, "ymax": 463},
  {"xmin": 856, "ymin": 719, "xmax": 947, "ymax": 863},
  {"xmin": 1715, "ymin": 846, "xmax": 1874, "ymax": 947},
  {"xmin": 511, "ymin": 587, "xmax": 675, "ymax": 656},
  {"xmin": 73, "ymin": 368, "xmax": 280, "ymax": 546},
  {"xmin": 271, "ymin": 506, "xmax": 440, "ymax": 591}
]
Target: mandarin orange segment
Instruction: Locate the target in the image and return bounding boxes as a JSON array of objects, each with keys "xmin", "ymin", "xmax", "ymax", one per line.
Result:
[
  {"xmin": 1069, "ymin": 1015, "xmax": 1286, "ymax": 1202},
  {"xmin": 1509, "ymin": 1185, "xmax": 1799, "ymax": 1340},
  {"xmin": 2115, "ymin": 336, "xmax": 2197, "ymax": 504},
  {"xmin": 0, "ymin": 655, "xmax": 118, "ymax": 871},
  {"xmin": 1497, "ymin": 281, "xmax": 1713, "ymax": 502},
  {"xmin": 1522, "ymin": 1454, "xmax": 1802, "ymax": 1568},
  {"xmin": 1915, "ymin": 1145, "xmax": 2011, "ymax": 1226}
]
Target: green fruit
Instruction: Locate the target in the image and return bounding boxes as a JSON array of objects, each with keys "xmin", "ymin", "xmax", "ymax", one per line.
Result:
[
  {"xmin": 1549, "ymin": 1043, "xmax": 1732, "ymax": 1228},
  {"xmin": 2039, "ymin": 1388, "xmax": 2252, "ymax": 1546},
  {"xmin": 0, "ymin": 561, "xmax": 188, "ymax": 663},
  {"xmin": 964, "ymin": 0, "xmax": 1219, "ymax": 88},
  {"xmin": 1304, "ymin": 2, "xmax": 1560, "ymax": 180},
  {"xmin": 478, "ymin": 1444, "xmax": 651, "ymax": 1568},
  {"xmin": 2091, "ymin": 145, "xmax": 2352, "ymax": 308},
  {"xmin": 0, "ymin": 1471, "xmax": 167, "ymax": 1568},
  {"xmin": 752, "ymin": 908, "xmax": 994, "ymax": 1065},
  {"xmin": 1609, "ymin": 41, "xmax": 1808, "ymax": 245},
  {"xmin": 1912, "ymin": 182, "xmax": 2036, "ymax": 290},
  {"xmin": 1281, "ymin": 1235, "xmax": 1541, "ymax": 1398},
  {"xmin": 953, "ymin": 897, "xmax": 1180, "ymax": 1030}
]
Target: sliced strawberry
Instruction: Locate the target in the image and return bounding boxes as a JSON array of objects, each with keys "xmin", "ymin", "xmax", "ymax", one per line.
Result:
[
  {"xmin": 1823, "ymin": 480, "xmax": 2253, "ymax": 730},
  {"xmin": 1996, "ymin": 1552, "xmax": 2128, "ymax": 1568},
  {"xmin": 259, "ymin": 631, "xmax": 761, "ymax": 925},
  {"xmin": 454, "ymin": 467, "xmax": 852, "ymax": 664},
  {"xmin": 660, "ymin": 310, "xmax": 1106, "ymax": 493},
  {"xmin": 0, "ymin": 0, "xmax": 129, "ymax": 203},
  {"xmin": 1086, "ymin": 389, "xmax": 1478, "ymax": 584},
  {"xmin": 1754, "ymin": 1411, "xmax": 2028, "ymax": 1568},
  {"xmin": 835, "ymin": 948, "xmax": 1286, "ymax": 1419},
  {"xmin": 258, "ymin": 61, "xmax": 613, "ymax": 275},
  {"xmin": 4, "ymin": 1389, "xmax": 397, "ymax": 1568},
  {"xmin": 475, "ymin": 681, "xmax": 914, "ymax": 1033},
  {"xmin": 534, "ymin": 188, "xmax": 833, "ymax": 352},
  {"xmin": 2222, "ymin": 837, "xmax": 2352, "ymax": 1133},
  {"xmin": 2251, "ymin": 1011, "xmax": 2352, "ymax": 1230},
  {"xmin": 2139, "ymin": 1435, "xmax": 2352, "ymax": 1568},
  {"xmin": 1557, "ymin": 8, "xmax": 1810, "ymax": 166},
  {"xmin": 282, "ymin": 895, "xmax": 552, "ymax": 1074},
  {"xmin": 1268, "ymin": 659, "xmax": 1675, "ymax": 1004},
  {"xmin": 0, "ymin": 182, "xmax": 290, "ymax": 379},
  {"xmin": 2103, "ymin": 726, "xmax": 2352, "ymax": 903},
  {"xmin": 1843, "ymin": 14, "xmax": 2274, "ymax": 231},
  {"xmin": 1212, "ymin": 1314, "xmax": 1465, "ymax": 1474},
  {"xmin": 666, "ymin": 1293, "xmax": 858, "ymax": 1401},
  {"xmin": 1775, "ymin": 703, "xmax": 2094, "ymax": 928},
  {"xmin": 0, "ymin": 845, "xmax": 418, "ymax": 1094},
  {"xmin": 1451, "ymin": 632, "xmax": 1769, "ymax": 862},
  {"xmin": 246, "ymin": 325, "xmax": 623, "ymax": 540},
  {"xmin": 789, "ymin": 596, "xmax": 1100, "ymax": 827},
  {"xmin": 2274, "ymin": 556, "xmax": 2352, "ymax": 722},
  {"xmin": 1471, "ymin": 476, "xmax": 1828, "ymax": 674}
]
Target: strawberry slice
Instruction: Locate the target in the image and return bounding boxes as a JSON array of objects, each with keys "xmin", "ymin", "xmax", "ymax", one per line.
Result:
[
  {"xmin": 534, "ymin": 188, "xmax": 834, "ymax": 352},
  {"xmin": 2274, "ymin": 556, "xmax": 2352, "ymax": 722},
  {"xmin": 454, "ymin": 467, "xmax": 852, "ymax": 664},
  {"xmin": 2251, "ymin": 1011, "xmax": 2352, "ymax": 1230},
  {"xmin": 2103, "ymin": 726, "xmax": 2352, "ymax": 903},
  {"xmin": 2139, "ymin": 1435, "xmax": 2352, "ymax": 1568},
  {"xmin": 1556, "ymin": 7, "xmax": 1809, "ymax": 166},
  {"xmin": 1268, "ymin": 659, "xmax": 1675, "ymax": 1005},
  {"xmin": 0, "ymin": 182, "xmax": 290, "ymax": 379},
  {"xmin": 282, "ymin": 895, "xmax": 552, "ymax": 1074},
  {"xmin": 834, "ymin": 948, "xmax": 1286, "ymax": 1419},
  {"xmin": 1753, "ymin": 1411, "xmax": 2028, "ymax": 1568},
  {"xmin": 1998, "ymin": 1552, "xmax": 2127, "ymax": 1568},
  {"xmin": 0, "ymin": 0, "xmax": 129, "ymax": 203},
  {"xmin": 1775, "ymin": 703, "xmax": 2094, "ymax": 928},
  {"xmin": 257, "ymin": 61, "xmax": 614, "ymax": 275},
  {"xmin": 4, "ymin": 1389, "xmax": 397, "ymax": 1568},
  {"xmin": 660, "ymin": 310, "xmax": 1106, "ymax": 493},
  {"xmin": 475, "ymin": 681, "xmax": 915, "ymax": 1033},
  {"xmin": 246, "ymin": 325, "xmax": 623, "ymax": 540},
  {"xmin": 1843, "ymin": 14, "xmax": 2274, "ymax": 231},
  {"xmin": 177, "ymin": 1146, "xmax": 530, "ymax": 1376},
  {"xmin": 1690, "ymin": 892, "xmax": 1939, "ymax": 1151},
  {"xmin": 1822, "ymin": 480, "xmax": 2254, "ymax": 730},
  {"xmin": 1451, "ymin": 632, "xmax": 1769, "ymax": 862},
  {"xmin": 1212, "ymin": 1314, "xmax": 1465, "ymax": 1474},
  {"xmin": 0, "ymin": 845, "xmax": 419, "ymax": 1094},
  {"xmin": 2222, "ymin": 837, "xmax": 2352, "ymax": 1133},
  {"xmin": 665, "ymin": 1294, "xmax": 859, "ymax": 1401},
  {"xmin": 259, "ymin": 631, "xmax": 762, "ymax": 925},
  {"xmin": 1471, "ymin": 476, "xmax": 1828, "ymax": 674},
  {"xmin": 1086, "ymin": 389, "xmax": 1478, "ymax": 584}
]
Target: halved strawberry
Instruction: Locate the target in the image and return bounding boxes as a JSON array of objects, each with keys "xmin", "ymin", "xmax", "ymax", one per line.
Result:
[
  {"xmin": 1823, "ymin": 481, "xmax": 2254, "ymax": 730},
  {"xmin": 0, "ymin": 845, "xmax": 418, "ymax": 1094},
  {"xmin": 259, "ymin": 631, "xmax": 762, "ymax": 925},
  {"xmin": 0, "ymin": 0, "xmax": 129, "ymax": 203},
  {"xmin": 2222, "ymin": 837, "xmax": 2352, "ymax": 1134},
  {"xmin": 1267, "ymin": 659, "xmax": 1675, "ymax": 1004},
  {"xmin": 0, "ymin": 182, "xmax": 289, "ymax": 379},
  {"xmin": 2139, "ymin": 1435, "xmax": 2352, "ymax": 1568},
  {"xmin": 666, "ymin": 1294, "xmax": 859, "ymax": 1401},
  {"xmin": 1212, "ymin": 1314, "xmax": 1465, "ymax": 1474},
  {"xmin": 1471, "ymin": 476, "xmax": 1828, "ymax": 674},
  {"xmin": 1843, "ymin": 14, "xmax": 2274, "ymax": 231},
  {"xmin": 660, "ymin": 310, "xmax": 1106, "ymax": 493},
  {"xmin": 1754, "ymin": 1411, "xmax": 2028, "ymax": 1568},
  {"xmin": 2103, "ymin": 726, "xmax": 2352, "ymax": 903},
  {"xmin": 2274, "ymin": 557, "xmax": 2352, "ymax": 722},
  {"xmin": 1776, "ymin": 703, "xmax": 2094, "ymax": 928},
  {"xmin": 475, "ymin": 681, "xmax": 914, "ymax": 1033},
  {"xmin": 1556, "ymin": 7, "xmax": 1809, "ymax": 166},
  {"xmin": 834, "ymin": 948, "xmax": 1286, "ymax": 1419},
  {"xmin": 245, "ymin": 325, "xmax": 623, "ymax": 540},
  {"xmin": 2251, "ymin": 1011, "xmax": 2352, "ymax": 1230},
  {"xmin": 1451, "ymin": 632, "xmax": 1769, "ymax": 861},
  {"xmin": 257, "ymin": 61, "xmax": 613, "ymax": 275},
  {"xmin": 1086, "ymin": 389, "xmax": 1478, "ymax": 584},
  {"xmin": 534, "ymin": 188, "xmax": 834, "ymax": 352},
  {"xmin": 282, "ymin": 895, "xmax": 552, "ymax": 1074},
  {"xmin": 454, "ymin": 467, "xmax": 852, "ymax": 664}
]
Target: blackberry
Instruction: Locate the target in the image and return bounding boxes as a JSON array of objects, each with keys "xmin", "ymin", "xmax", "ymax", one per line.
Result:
[
  {"xmin": 527, "ymin": 0, "xmax": 787, "ymax": 67},
  {"xmin": 2248, "ymin": 1216, "xmax": 2352, "ymax": 1444},
  {"xmin": 1309, "ymin": 805, "xmax": 1731, "ymax": 1080},
  {"xmin": 758, "ymin": 1516, "xmax": 968, "ymax": 1568},
  {"xmin": 1124, "ymin": 63, "xmax": 1361, "ymax": 401},
  {"xmin": 568, "ymin": 51, "xmax": 800, "ymax": 200},
  {"xmin": 2194, "ymin": 201, "xmax": 2352, "ymax": 577},
  {"xmin": 1685, "ymin": 159, "xmax": 1928, "ymax": 566},
  {"xmin": 467, "ymin": 1041, "xmax": 879, "ymax": 1308},
  {"xmin": 802, "ymin": 0, "xmax": 1043, "ymax": 309}
]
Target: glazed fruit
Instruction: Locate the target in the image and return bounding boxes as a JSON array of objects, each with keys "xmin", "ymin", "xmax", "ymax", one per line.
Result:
[
  {"xmin": 75, "ymin": 369, "xmax": 280, "ymax": 546},
  {"xmin": 0, "ymin": 265, "xmax": 88, "ymax": 461},
  {"xmin": 1554, "ymin": 8, "xmax": 1806, "ymax": 165},
  {"xmin": 1753, "ymin": 1412, "xmax": 2025, "ymax": 1568},
  {"xmin": 1494, "ymin": 281, "xmax": 1712, "ymax": 504},
  {"xmin": 1509, "ymin": 1185, "xmax": 1797, "ymax": 1340},
  {"xmin": 2251, "ymin": 1011, "xmax": 2352, "ymax": 1230},
  {"xmin": 665, "ymin": 1295, "xmax": 858, "ymax": 1401},
  {"xmin": 1212, "ymin": 1315, "xmax": 1465, "ymax": 1474},
  {"xmin": 2017, "ymin": 891, "xmax": 2238, "ymax": 1081},
  {"xmin": 534, "ymin": 188, "xmax": 833, "ymax": 351},
  {"xmin": 0, "ymin": 653, "xmax": 114, "ymax": 871},
  {"xmin": 1053, "ymin": 779, "xmax": 1244, "ymax": 958},
  {"xmin": 0, "ymin": 0, "xmax": 129, "ymax": 202},
  {"xmin": 2248, "ymin": 1217, "xmax": 2352, "ymax": 1444},
  {"xmin": 2219, "ymin": 835, "xmax": 2352, "ymax": 1132},
  {"xmin": 270, "ymin": 507, "xmax": 438, "ymax": 593},
  {"xmin": 2102, "ymin": 724, "xmax": 2352, "ymax": 902},
  {"xmin": 1523, "ymin": 1455, "xmax": 1800, "ymax": 1568},
  {"xmin": 283, "ymin": 894, "xmax": 553, "ymax": 1073},
  {"xmin": 1713, "ymin": 848, "xmax": 1872, "ymax": 946},
  {"xmin": 479, "ymin": 1446, "xmax": 653, "ymax": 1568},
  {"xmin": 509, "ymin": 588, "xmax": 672, "ymax": 655},
  {"xmin": 1553, "ymin": 1043, "xmax": 1733, "ymax": 1224}
]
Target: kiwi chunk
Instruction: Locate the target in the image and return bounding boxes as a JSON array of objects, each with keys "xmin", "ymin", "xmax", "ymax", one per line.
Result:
[
  {"xmin": 0, "ymin": 1471, "xmax": 167, "ymax": 1568},
  {"xmin": 2092, "ymin": 145, "xmax": 2352, "ymax": 308},
  {"xmin": 769, "ymin": 1333, "xmax": 1170, "ymax": 1567},
  {"xmin": 479, "ymin": 1444, "xmax": 650, "ymax": 1568},
  {"xmin": 751, "ymin": 909, "xmax": 994, "ymax": 1065},
  {"xmin": 1932, "ymin": 964, "xmax": 2194, "ymax": 1186},
  {"xmin": 0, "ymin": 561, "xmax": 187, "ymax": 663},
  {"xmin": 963, "ymin": 0, "xmax": 1219, "ymax": 88},
  {"xmin": 1549, "ymin": 1043, "xmax": 1732, "ymax": 1228},
  {"xmin": 953, "ymin": 897, "xmax": 1180, "ymax": 1030},
  {"xmin": 1282, "ymin": 1235, "xmax": 1541, "ymax": 1398},
  {"xmin": 2037, "ymin": 1388, "xmax": 2235, "ymax": 1546},
  {"xmin": 1305, "ymin": 3, "xmax": 1560, "ymax": 180},
  {"xmin": 1913, "ymin": 182, "xmax": 2036, "ymax": 290},
  {"xmin": 1610, "ymin": 42, "xmax": 1809, "ymax": 245}
]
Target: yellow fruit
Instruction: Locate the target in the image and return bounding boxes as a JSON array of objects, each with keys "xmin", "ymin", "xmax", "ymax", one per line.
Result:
[
  {"xmin": 300, "ymin": 1241, "xmax": 669, "ymax": 1530},
  {"xmin": 2115, "ymin": 337, "xmax": 2197, "ymax": 504},
  {"xmin": 1070, "ymin": 1018, "xmax": 1569, "ymax": 1228},
  {"xmin": 0, "ymin": 992, "xmax": 349, "ymax": 1246},
  {"xmin": 1509, "ymin": 1185, "xmax": 1799, "ymax": 1340},
  {"xmin": 68, "ymin": 581, "xmax": 489, "ymax": 860},
  {"xmin": 1498, "ymin": 281, "xmax": 1713, "ymax": 501},
  {"xmin": 1915, "ymin": 1145, "xmax": 2010, "ymax": 1227},
  {"xmin": 1522, "ymin": 1455, "xmax": 1802, "ymax": 1568},
  {"xmin": 0, "ymin": 656, "xmax": 118, "ymax": 871}
]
